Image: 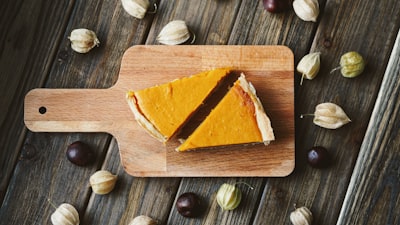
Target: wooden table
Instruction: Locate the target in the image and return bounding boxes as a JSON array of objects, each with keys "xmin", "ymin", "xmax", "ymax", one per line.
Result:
[{"xmin": 1, "ymin": 0, "xmax": 399, "ymax": 224}]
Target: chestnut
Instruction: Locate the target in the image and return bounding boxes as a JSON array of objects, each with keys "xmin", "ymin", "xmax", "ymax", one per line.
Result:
[
  {"xmin": 175, "ymin": 192, "xmax": 202, "ymax": 218},
  {"xmin": 263, "ymin": 0, "xmax": 292, "ymax": 13},
  {"xmin": 307, "ymin": 146, "xmax": 331, "ymax": 168},
  {"xmin": 66, "ymin": 141, "xmax": 95, "ymax": 166}
]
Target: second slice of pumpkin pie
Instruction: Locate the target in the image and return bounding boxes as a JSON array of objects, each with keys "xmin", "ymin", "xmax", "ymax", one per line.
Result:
[{"xmin": 176, "ymin": 73, "xmax": 275, "ymax": 151}]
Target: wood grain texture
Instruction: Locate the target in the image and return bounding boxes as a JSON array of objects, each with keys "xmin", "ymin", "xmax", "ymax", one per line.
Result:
[
  {"xmin": 82, "ymin": 139, "xmax": 181, "ymax": 224},
  {"xmin": 336, "ymin": 29, "xmax": 400, "ymax": 225},
  {"xmin": 0, "ymin": 132, "xmax": 111, "ymax": 224},
  {"xmin": 0, "ymin": 0, "xmax": 159, "ymax": 224},
  {"xmin": 254, "ymin": 0, "xmax": 400, "ymax": 224},
  {"xmin": 167, "ymin": 177, "xmax": 265, "ymax": 225},
  {"xmin": 146, "ymin": 0, "xmax": 243, "ymax": 46},
  {"xmin": 24, "ymin": 45, "xmax": 295, "ymax": 177},
  {"xmin": 1, "ymin": 0, "xmax": 400, "ymax": 224},
  {"xmin": 0, "ymin": 0, "xmax": 75, "ymax": 203}
]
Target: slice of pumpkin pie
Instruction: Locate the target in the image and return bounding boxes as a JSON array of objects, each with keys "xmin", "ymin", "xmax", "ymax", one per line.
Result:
[
  {"xmin": 126, "ymin": 68, "xmax": 231, "ymax": 143},
  {"xmin": 176, "ymin": 73, "xmax": 274, "ymax": 151}
]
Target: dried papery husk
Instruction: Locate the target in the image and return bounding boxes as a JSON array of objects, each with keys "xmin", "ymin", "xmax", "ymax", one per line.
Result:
[
  {"xmin": 296, "ymin": 52, "xmax": 321, "ymax": 85},
  {"xmin": 293, "ymin": 0, "xmax": 319, "ymax": 22},
  {"xmin": 129, "ymin": 215, "xmax": 158, "ymax": 225},
  {"xmin": 50, "ymin": 203, "xmax": 80, "ymax": 225},
  {"xmin": 216, "ymin": 182, "xmax": 254, "ymax": 211},
  {"xmin": 216, "ymin": 183, "xmax": 242, "ymax": 210},
  {"xmin": 290, "ymin": 206, "xmax": 313, "ymax": 225},
  {"xmin": 89, "ymin": 170, "xmax": 117, "ymax": 195},
  {"xmin": 68, "ymin": 28, "xmax": 100, "ymax": 53},
  {"xmin": 121, "ymin": 0, "xmax": 153, "ymax": 19},
  {"xmin": 312, "ymin": 102, "xmax": 351, "ymax": 129},
  {"xmin": 156, "ymin": 20, "xmax": 193, "ymax": 45}
]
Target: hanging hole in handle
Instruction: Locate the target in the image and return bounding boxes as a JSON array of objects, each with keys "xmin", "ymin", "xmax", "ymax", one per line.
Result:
[{"xmin": 39, "ymin": 106, "xmax": 47, "ymax": 114}]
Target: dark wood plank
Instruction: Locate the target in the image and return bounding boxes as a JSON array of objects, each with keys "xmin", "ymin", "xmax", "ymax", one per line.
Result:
[
  {"xmin": 82, "ymin": 139, "xmax": 180, "ymax": 224},
  {"xmin": 336, "ymin": 29, "xmax": 400, "ymax": 225},
  {"xmin": 0, "ymin": 0, "xmax": 161, "ymax": 224},
  {"xmin": 0, "ymin": 0, "xmax": 75, "ymax": 203},
  {"xmin": 254, "ymin": 0, "xmax": 400, "ymax": 224},
  {"xmin": 146, "ymin": 0, "xmax": 243, "ymax": 46},
  {"xmin": 0, "ymin": 133, "xmax": 111, "ymax": 224},
  {"xmin": 168, "ymin": 177, "xmax": 264, "ymax": 225}
]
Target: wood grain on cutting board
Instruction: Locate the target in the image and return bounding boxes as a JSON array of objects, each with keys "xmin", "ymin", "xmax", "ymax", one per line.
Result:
[{"xmin": 24, "ymin": 45, "xmax": 294, "ymax": 177}]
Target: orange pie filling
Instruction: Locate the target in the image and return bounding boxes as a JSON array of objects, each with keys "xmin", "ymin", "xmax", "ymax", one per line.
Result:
[
  {"xmin": 176, "ymin": 73, "xmax": 274, "ymax": 151},
  {"xmin": 126, "ymin": 68, "xmax": 232, "ymax": 143}
]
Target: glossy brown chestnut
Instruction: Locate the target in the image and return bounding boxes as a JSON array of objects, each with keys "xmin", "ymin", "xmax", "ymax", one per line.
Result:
[
  {"xmin": 176, "ymin": 192, "xmax": 202, "ymax": 218},
  {"xmin": 263, "ymin": 0, "xmax": 292, "ymax": 13},
  {"xmin": 307, "ymin": 146, "xmax": 331, "ymax": 168},
  {"xmin": 66, "ymin": 141, "xmax": 95, "ymax": 166}
]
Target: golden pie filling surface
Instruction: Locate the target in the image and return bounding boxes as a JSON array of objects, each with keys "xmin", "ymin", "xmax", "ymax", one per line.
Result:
[
  {"xmin": 176, "ymin": 73, "xmax": 274, "ymax": 151},
  {"xmin": 126, "ymin": 68, "xmax": 231, "ymax": 143}
]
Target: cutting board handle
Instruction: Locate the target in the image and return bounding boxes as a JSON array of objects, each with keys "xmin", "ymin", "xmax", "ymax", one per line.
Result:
[
  {"xmin": 24, "ymin": 88, "xmax": 132, "ymax": 133},
  {"xmin": 24, "ymin": 87, "xmax": 168, "ymax": 174}
]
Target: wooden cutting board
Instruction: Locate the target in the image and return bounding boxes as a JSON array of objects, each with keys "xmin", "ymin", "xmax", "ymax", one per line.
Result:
[{"xmin": 24, "ymin": 45, "xmax": 294, "ymax": 177}]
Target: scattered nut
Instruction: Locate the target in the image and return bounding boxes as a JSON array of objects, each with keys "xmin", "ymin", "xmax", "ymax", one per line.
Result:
[
  {"xmin": 290, "ymin": 206, "xmax": 313, "ymax": 225},
  {"xmin": 263, "ymin": 0, "xmax": 292, "ymax": 13},
  {"xmin": 176, "ymin": 192, "xmax": 202, "ymax": 217},
  {"xmin": 66, "ymin": 141, "xmax": 95, "ymax": 166},
  {"xmin": 293, "ymin": 0, "xmax": 319, "ymax": 22},
  {"xmin": 50, "ymin": 203, "xmax": 79, "ymax": 225},
  {"xmin": 89, "ymin": 170, "xmax": 117, "ymax": 195},
  {"xmin": 156, "ymin": 20, "xmax": 194, "ymax": 45},
  {"xmin": 307, "ymin": 146, "xmax": 331, "ymax": 168},
  {"xmin": 68, "ymin": 28, "xmax": 100, "ymax": 53},
  {"xmin": 301, "ymin": 102, "xmax": 351, "ymax": 129},
  {"xmin": 128, "ymin": 215, "xmax": 158, "ymax": 225},
  {"xmin": 296, "ymin": 52, "xmax": 321, "ymax": 85}
]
